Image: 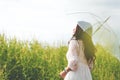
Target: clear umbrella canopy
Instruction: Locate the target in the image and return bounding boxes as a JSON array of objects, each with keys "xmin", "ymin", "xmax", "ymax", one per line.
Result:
[{"xmin": 66, "ymin": 12, "xmax": 120, "ymax": 60}]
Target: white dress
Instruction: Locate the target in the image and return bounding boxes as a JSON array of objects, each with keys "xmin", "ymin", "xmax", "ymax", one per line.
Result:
[{"xmin": 64, "ymin": 40, "xmax": 92, "ymax": 80}]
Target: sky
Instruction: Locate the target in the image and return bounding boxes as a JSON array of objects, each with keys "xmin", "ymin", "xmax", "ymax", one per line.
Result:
[{"xmin": 0, "ymin": 0, "xmax": 120, "ymax": 45}]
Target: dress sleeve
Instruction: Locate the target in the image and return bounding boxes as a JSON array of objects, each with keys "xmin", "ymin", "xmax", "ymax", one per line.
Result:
[{"xmin": 67, "ymin": 40, "xmax": 79, "ymax": 71}]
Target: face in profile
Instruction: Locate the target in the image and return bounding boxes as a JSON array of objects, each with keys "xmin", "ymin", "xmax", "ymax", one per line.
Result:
[{"xmin": 73, "ymin": 27, "xmax": 76, "ymax": 35}]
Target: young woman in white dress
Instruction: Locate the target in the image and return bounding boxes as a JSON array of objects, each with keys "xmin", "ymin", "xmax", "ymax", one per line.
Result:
[{"xmin": 60, "ymin": 21, "xmax": 96, "ymax": 80}]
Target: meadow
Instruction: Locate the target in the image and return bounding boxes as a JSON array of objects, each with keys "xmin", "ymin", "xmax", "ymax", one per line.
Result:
[{"xmin": 0, "ymin": 34, "xmax": 120, "ymax": 80}]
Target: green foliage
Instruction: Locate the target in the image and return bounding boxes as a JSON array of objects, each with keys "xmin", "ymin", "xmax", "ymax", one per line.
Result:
[
  {"xmin": 0, "ymin": 34, "xmax": 120, "ymax": 80},
  {"xmin": 92, "ymin": 45, "xmax": 120, "ymax": 80}
]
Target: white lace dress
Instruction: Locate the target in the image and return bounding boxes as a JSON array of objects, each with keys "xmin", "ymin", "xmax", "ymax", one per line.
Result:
[{"xmin": 64, "ymin": 40, "xmax": 92, "ymax": 80}]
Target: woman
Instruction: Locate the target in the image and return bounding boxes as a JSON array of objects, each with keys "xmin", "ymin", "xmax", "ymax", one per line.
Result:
[{"xmin": 60, "ymin": 21, "xmax": 96, "ymax": 80}]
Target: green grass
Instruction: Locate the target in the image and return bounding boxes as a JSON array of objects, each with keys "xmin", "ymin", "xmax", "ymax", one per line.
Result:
[{"xmin": 0, "ymin": 34, "xmax": 120, "ymax": 80}]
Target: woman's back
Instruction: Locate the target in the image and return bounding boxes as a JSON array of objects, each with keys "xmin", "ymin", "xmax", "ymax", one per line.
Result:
[{"xmin": 77, "ymin": 40, "xmax": 88, "ymax": 65}]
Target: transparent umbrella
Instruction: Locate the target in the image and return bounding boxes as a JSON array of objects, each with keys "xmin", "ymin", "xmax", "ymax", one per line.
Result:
[{"xmin": 66, "ymin": 12, "xmax": 120, "ymax": 60}]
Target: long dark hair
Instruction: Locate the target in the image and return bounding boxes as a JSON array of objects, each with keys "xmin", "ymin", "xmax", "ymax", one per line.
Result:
[{"xmin": 70, "ymin": 25, "xmax": 96, "ymax": 64}]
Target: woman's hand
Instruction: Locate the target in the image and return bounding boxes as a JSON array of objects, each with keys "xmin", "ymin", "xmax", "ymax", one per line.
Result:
[
  {"xmin": 59, "ymin": 70, "xmax": 67, "ymax": 79},
  {"xmin": 59, "ymin": 67, "xmax": 72, "ymax": 78}
]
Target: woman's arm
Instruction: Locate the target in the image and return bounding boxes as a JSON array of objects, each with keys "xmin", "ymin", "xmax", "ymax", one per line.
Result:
[{"xmin": 67, "ymin": 40, "xmax": 79, "ymax": 71}]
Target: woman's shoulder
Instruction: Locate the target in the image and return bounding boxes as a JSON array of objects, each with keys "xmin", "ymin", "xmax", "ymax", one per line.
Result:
[
  {"xmin": 70, "ymin": 38, "xmax": 83, "ymax": 43},
  {"xmin": 69, "ymin": 39, "xmax": 79, "ymax": 47},
  {"xmin": 69, "ymin": 39, "xmax": 77, "ymax": 44},
  {"xmin": 69, "ymin": 39, "xmax": 84, "ymax": 48}
]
